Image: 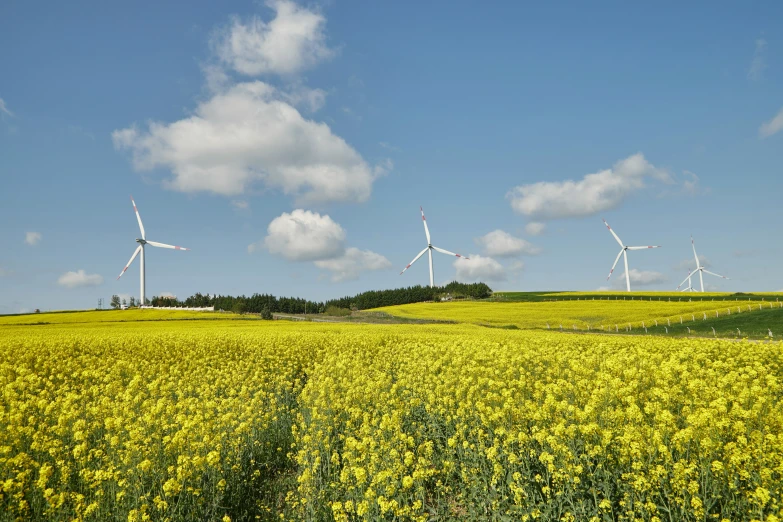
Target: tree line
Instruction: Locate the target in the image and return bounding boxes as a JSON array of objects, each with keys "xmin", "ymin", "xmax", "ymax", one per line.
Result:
[{"xmin": 139, "ymin": 282, "xmax": 492, "ymax": 315}]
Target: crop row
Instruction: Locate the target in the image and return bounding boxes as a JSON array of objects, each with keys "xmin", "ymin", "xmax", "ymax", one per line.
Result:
[{"xmin": 1, "ymin": 322, "xmax": 782, "ymax": 521}]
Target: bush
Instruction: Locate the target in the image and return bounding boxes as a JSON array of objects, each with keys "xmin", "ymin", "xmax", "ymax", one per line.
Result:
[
  {"xmin": 260, "ymin": 306, "xmax": 273, "ymax": 320},
  {"xmin": 324, "ymin": 306, "xmax": 352, "ymax": 317},
  {"xmin": 232, "ymin": 301, "xmax": 247, "ymax": 315}
]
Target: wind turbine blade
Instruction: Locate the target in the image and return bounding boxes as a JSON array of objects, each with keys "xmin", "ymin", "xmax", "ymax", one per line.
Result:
[
  {"xmin": 602, "ymin": 219, "xmax": 623, "ymax": 247},
  {"xmin": 691, "ymin": 236, "xmax": 699, "ymax": 267},
  {"xmin": 131, "ymin": 196, "xmax": 146, "ymax": 239},
  {"xmin": 676, "ymin": 271, "xmax": 692, "ymax": 290},
  {"xmin": 627, "ymin": 245, "xmax": 661, "ymax": 250},
  {"xmin": 702, "ymin": 269, "xmax": 729, "ymax": 280},
  {"xmin": 606, "ymin": 249, "xmax": 623, "ymax": 280},
  {"xmin": 420, "ymin": 207, "xmax": 431, "ymax": 244},
  {"xmin": 117, "ymin": 245, "xmax": 142, "ymax": 280},
  {"xmin": 431, "ymin": 246, "xmax": 468, "ymax": 259},
  {"xmin": 400, "ymin": 247, "xmax": 429, "ymax": 275},
  {"xmin": 146, "ymin": 240, "xmax": 189, "ymax": 251}
]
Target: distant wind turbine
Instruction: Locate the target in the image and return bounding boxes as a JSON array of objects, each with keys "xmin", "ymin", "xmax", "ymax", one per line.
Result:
[
  {"xmin": 603, "ymin": 219, "xmax": 661, "ymax": 292},
  {"xmin": 680, "ymin": 270, "xmax": 697, "ymax": 292},
  {"xmin": 400, "ymin": 207, "xmax": 468, "ymax": 288},
  {"xmin": 117, "ymin": 196, "xmax": 189, "ymax": 305},
  {"xmin": 677, "ymin": 236, "xmax": 728, "ymax": 292}
]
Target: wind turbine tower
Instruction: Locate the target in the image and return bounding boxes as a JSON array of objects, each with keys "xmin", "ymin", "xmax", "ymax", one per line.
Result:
[
  {"xmin": 117, "ymin": 196, "xmax": 189, "ymax": 305},
  {"xmin": 603, "ymin": 219, "xmax": 661, "ymax": 292},
  {"xmin": 400, "ymin": 207, "xmax": 469, "ymax": 288},
  {"xmin": 677, "ymin": 236, "xmax": 729, "ymax": 292}
]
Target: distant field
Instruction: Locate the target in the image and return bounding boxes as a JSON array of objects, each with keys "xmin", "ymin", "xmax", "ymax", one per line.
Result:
[
  {"xmin": 375, "ymin": 298, "xmax": 783, "ymax": 338},
  {"xmin": 0, "ymin": 309, "xmax": 246, "ymax": 325},
  {"xmin": 493, "ymin": 290, "xmax": 783, "ymax": 302}
]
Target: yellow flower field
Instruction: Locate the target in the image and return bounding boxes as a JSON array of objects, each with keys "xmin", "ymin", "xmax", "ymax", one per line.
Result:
[
  {"xmin": 0, "ymin": 309, "xmax": 243, "ymax": 325},
  {"xmin": 375, "ymin": 299, "xmax": 783, "ymax": 330},
  {"xmin": 1, "ymin": 316, "xmax": 782, "ymax": 520}
]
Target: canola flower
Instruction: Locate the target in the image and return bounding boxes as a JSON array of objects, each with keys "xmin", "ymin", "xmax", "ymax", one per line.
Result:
[
  {"xmin": 1, "ymin": 316, "xmax": 782, "ymax": 521},
  {"xmin": 375, "ymin": 299, "xmax": 782, "ymax": 330},
  {"xmin": 0, "ymin": 309, "xmax": 243, "ymax": 326}
]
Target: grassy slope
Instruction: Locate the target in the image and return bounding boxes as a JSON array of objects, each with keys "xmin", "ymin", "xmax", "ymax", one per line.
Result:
[{"xmin": 602, "ymin": 306, "xmax": 783, "ymax": 340}]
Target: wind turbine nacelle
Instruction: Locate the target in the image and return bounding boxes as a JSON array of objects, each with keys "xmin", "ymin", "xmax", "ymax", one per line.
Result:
[{"xmin": 135, "ymin": 238, "xmax": 147, "ymax": 245}]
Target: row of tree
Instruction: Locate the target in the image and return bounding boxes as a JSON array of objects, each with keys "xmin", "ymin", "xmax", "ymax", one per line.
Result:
[
  {"xmin": 145, "ymin": 282, "xmax": 493, "ymax": 314},
  {"xmin": 110, "ymin": 295, "xmax": 148, "ymax": 309}
]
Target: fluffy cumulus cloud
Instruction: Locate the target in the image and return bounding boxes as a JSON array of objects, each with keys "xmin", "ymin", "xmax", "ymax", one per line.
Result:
[
  {"xmin": 113, "ymin": 81, "xmax": 378, "ymax": 204},
  {"xmin": 25, "ymin": 231, "xmax": 42, "ymax": 246},
  {"xmin": 453, "ymin": 254, "xmax": 506, "ymax": 282},
  {"xmin": 314, "ymin": 247, "xmax": 392, "ymax": 282},
  {"xmin": 614, "ymin": 269, "xmax": 667, "ymax": 287},
  {"xmin": 524, "ymin": 222, "xmax": 546, "ymax": 236},
  {"xmin": 475, "ymin": 230, "xmax": 541, "ymax": 257},
  {"xmin": 215, "ymin": 0, "xmax": 334, "ymax": 77},
  {"xmin": 759, "ymin": 107, "xmax": 783, "ymax": 139},
  {"xmin": 57, "ymin": 270, "xmax": 104, "ymax": 289},
  {"xmin": 256, "ymin": 209, "xmax": 346, "ymax": 261},
  {"xmin": 507, "ymin": 153, "xmax": 671, "ymax": 220}
]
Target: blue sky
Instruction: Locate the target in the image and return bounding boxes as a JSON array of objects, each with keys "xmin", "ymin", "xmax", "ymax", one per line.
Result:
[{"xmin": 1, "ymin": 1, "xmax": 782, "ymax": 312}]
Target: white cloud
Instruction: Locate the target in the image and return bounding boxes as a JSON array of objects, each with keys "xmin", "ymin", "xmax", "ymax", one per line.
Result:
[
  {"xmin": 279, "ymin": 84, "xmax": 327, "ymax": 112},
  {"xmin": 453, "ymin": 254, "xmax": 506, "ymax": 282},
  {"xmin": 507, "ymin": 153, "xmax": 671, "ymax": 220},
  {"xmin": 0, "ymin": 97, "xmax": 13, "ymax": 117},
  {"xmin": 215, "ymin": 0, "xmax": 334, "ymax": 77},
  {"xmin": 159, "ymin": 292, "xmax": 176, "ymax": 298},
  {"xmin": 759, "ymin": 107, "xmax": 783, "ymax": 139},
  {"xmin": 614, "ymin": 269, "xmax": 667, "ymax": 287},
  {"xmin": 315, "ymin": 247, "xmax": 392, "ymax": 282},
  {"xmin": 675, "ymin": 255, "xmax": 711, "ymax": 271},
  {"xmin": 57, "ymin": 270, "xmax": 104, "ymax": 289},
  {"xmin": 509, "ymin": 260, "xmax": 525, "ymax": 272},
  {"xmin": 231, "ymin": 199, "xmax": 249, "ymax": 210},
  {"xmin": 257, "ymin": 209, "xmax": 346, "ymax": 261},
  {"xmin": 682, "ymin": 170, "xmax": 701, "ymax": 195},
  {"xmin": 524, "ymin": 222, "xmax": 546, "ymax": 236},
  {"xmin": 748, "ymin": 38, "xmax": 767, "ymax": 81},
  {"xmin": 25, "ymin": 231, "xmax": 42, "ymax": 246},
  {"xmin": 379, "ymin": 141, "xmax": 400, "ymax": 151},
  {"xmin": 113, "ymin": 81, "xmax": 378, "ymax": 204},
  {"xmin": 475, "ymin": 230, "xmax": 541, "ymax": 257}
]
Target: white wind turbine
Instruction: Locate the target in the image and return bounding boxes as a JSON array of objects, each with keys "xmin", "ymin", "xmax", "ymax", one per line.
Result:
[
  {"xmin": 603, "ymin": 219, "xmax": 661, "ymax": 292},
  {"xmin": 400, "ymin": 207, "xmax": 469, "ymax": 288},
  {"xmin": 680, "ymin": 270, "xmax": 697, "ymax": 292},
  {"xmin": 117, "ymin": 196, "xmax": 189, "ymax": 306},
  {"xmin": 677, "ymin": 236, "xmax": 729, "ymax": 292}
]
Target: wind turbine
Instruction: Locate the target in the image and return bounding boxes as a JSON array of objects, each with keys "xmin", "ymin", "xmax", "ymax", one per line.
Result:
[
  {"xmin": 677, "ymin": 236, "xmax": 729, "ymax": 292},
  {"xmin": 117, "ymin": 196, "xmax": 189, "ymax": 306},
  {"xmin": 603, "ymin": 219, "xmax": 661, "ymax": 292},
  {"xmin": 400, "ymin": 207, "xmax": 468, "ymax": 288},
  {"xmin": 680, "ymin": 270, "xmax": 696, "ymax": 292}
]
